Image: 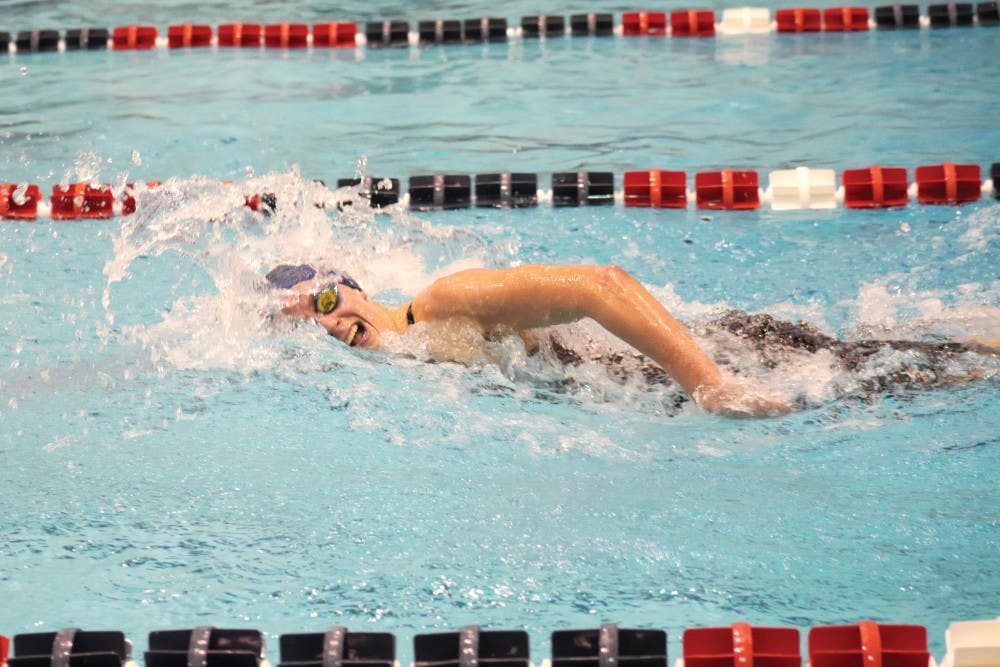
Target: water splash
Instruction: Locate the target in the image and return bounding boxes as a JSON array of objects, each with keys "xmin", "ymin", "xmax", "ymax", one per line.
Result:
[
  {"xmin": 847, "ymin": 277, "xmax": 1000, "ymax": 342},
  {"xmin": 101, "ymin": 169, "xmax": 495, "ymax": 373},
  {"xmin": 62, "ymin": 151, "xmax": 106, "ymax": 188}
]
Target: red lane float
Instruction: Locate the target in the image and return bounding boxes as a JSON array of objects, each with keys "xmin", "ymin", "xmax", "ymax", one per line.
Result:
[
  {"xmin": 776, "ymin": 8, "xmax": 823, "ymax": 32},
  {"xmin": 671, "ymin": 10, "xmax": 716, "ymax": 36},
  {"xmin": 842, "ymin": 165, "xmax": 909, "ymax": 207},
  {"xmin": 824, "ymin": 7, "xmax": 871, "ymax": 30},
  {"xmin": 809, "ymin": 621, "xmax": 930, "ymax": 667},
  {"xmin": 264, "ymin": 23, "xmax": 309, "ymax": 48},
  {"xmin": 684, "ymin": 623, "xmax": 801, "ymax": 667},
  {"xmin": 218, "ymin": 23, "xmax": 263, "ymax": 47},
  {"xmin": 695, "ymin": 169, "xmax": 760, "ymax": 209},
  {"xmin": 112, "ymin": 25, "xmax": 158, "ymax": 50},
  {"xmin": 50, "ymin": 183, "xmax": 114, "ymax": 219},
  {"xmin": 167, "ymin": 24, "xmax": 212, "ymax": 48},
  {"xmin": 622, "ymin": 11, "xmax": 668, "ymax": 36},
  {"xmin": 313, "ymin": 22, "xmax": 357, "ymax": 47},
  {"xmin": 0, "ymin": 184, "xmax": 42, "ymax": 219},
  {"xmin": 623, "ymin": 170, "xmax": 687, "ymax": 208},
  {"xmin": 915, "ymin": 162, "xmax": 981, "ymax": 204}
]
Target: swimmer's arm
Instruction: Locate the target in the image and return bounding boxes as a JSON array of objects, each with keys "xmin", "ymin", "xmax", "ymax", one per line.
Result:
[{"xmin": 414, "ymin": 265, "xmax": 786, "ymax": 415}]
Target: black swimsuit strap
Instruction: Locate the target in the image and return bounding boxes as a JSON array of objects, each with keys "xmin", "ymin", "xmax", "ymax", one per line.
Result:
[{"xmin": 406, "ymin": 303, "xmax": 415, "ymax": 326}]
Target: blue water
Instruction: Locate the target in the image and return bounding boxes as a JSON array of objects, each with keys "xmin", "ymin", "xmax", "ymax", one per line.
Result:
[{"xmin": 1, "ymin": 1, "xmax": 999, "ymax": 664}]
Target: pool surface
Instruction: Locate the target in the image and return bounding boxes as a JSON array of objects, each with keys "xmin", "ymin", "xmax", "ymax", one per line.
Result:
[{"xmin": 1, "ymin": 1, "xmax": 998, "ymax": 664}]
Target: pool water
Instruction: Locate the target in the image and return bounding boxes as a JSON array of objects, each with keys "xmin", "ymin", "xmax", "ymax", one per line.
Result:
[{"xmin": 1, "ymin": 0, "xmax": 998, "ymax": 664}]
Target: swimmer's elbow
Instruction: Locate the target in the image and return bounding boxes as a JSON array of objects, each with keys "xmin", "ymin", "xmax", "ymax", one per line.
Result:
[
  {"xmin": 589, "ymin": 264, "xmax": 641, "ymax": 307},
  {"xmin": 567, "ymin": 265, "xmax": 626, "ymax": 312},
  {"xmin": 602, "ymin": 264, "xmax": 628, "ymax": 281},
  {"xmin": 593, "ymin": 264, "xmax": 630, "ymax": 291}
]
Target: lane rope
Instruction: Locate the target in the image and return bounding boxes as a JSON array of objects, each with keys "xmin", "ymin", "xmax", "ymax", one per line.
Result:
[
  {"xmin": 2, "ymin": 4, "xmax": 999, "ymax": 54},
  {"xmin": 1, "ymin": 162, "xmax": 997, "ymax": 220}
]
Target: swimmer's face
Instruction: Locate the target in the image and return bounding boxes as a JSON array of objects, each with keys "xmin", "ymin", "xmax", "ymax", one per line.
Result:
[{"xmin": 280, "ymin": 279, "xmax": 391, "ymax": 349}]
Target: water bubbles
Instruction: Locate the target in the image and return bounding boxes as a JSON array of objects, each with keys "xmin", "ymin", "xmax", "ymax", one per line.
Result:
[
  {"xmin": 19, "ymin": 66, "xmax": 28, "ymax": 76},
  {"xmin": 63, "ymin": 151, "xmax": 104, "ymax": 186},
  {"xmin": 131, "ymin": 150, "xmax": 142, "ymax": 166}
]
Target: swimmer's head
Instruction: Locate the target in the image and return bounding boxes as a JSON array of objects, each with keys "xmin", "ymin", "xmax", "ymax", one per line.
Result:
[
  {"xmin": 265, "ymin": 263, "xmax": 362, "ymax": 293},
  {"xmin": 265, "ymin": 263, "xmax": 391, "ymax": 349}
]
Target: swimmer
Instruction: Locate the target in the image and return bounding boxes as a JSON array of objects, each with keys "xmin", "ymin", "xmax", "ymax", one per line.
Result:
[
  {"xmin": 265, "ymin": 263, "xmax": 998, "ymax": 417},
  {"xmin": 265, "ymin": 263, "xmax": 791, "ymax": 417}
]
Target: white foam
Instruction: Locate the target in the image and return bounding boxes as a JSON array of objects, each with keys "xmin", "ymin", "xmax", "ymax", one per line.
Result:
[
  {"xmin": 846, "ymin": 276, "xmax": 1000, "ymax": 342},
  {"xmin": 99, "ymin": 169, "xmax": 502, "ymax": 374},
  {"xmin": 959, "ymin": 203, "xmax": 1000, "ymax": 253}
]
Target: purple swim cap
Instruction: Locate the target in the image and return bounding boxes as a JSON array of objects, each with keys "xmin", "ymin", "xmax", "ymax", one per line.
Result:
[{"xmin": 265, "ymin": 264, "xmax": 363, "ymax": 292}]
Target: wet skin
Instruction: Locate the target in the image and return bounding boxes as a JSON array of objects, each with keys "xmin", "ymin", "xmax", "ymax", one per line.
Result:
[{"xmin": 280, "ymin": 279, "xmax": 408, "ymax": 349}]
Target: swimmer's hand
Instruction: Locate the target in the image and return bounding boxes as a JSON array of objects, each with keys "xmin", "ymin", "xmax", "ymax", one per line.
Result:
[{"xmin": 694, "ymin": 381, "xmax": 793, "ymax": 418}]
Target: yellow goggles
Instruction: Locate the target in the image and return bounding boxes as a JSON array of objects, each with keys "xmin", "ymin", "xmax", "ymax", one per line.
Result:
[{"xmin": 313, "ymin": 283, "xmax": 341, "ymax": 315}]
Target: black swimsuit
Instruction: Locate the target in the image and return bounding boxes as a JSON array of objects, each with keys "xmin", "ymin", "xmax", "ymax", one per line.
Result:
[
  {"xmin": 406, "ymin": 303, "xmax": 415, "ymax": 326},
  {"xmin": 545, "ymin": 309, "xmax": 993, "ymax": 394}
]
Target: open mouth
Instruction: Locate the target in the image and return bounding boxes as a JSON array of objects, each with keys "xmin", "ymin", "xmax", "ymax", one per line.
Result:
[{"xmin": 346, "ymin": 322, "xmax": 367, "ymax": 347}]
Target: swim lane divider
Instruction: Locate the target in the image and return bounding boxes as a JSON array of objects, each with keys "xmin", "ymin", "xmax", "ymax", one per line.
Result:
[
  {"xmin": 3, "ymin": 618, "xmax": 1000, "ymax": 667},
  {"xmin": 0, "ymin": 163, "xmax": 997, "ymax": 220},
  {"xmin": 2, "ymin": 4, "xmax": 999, "ymax": 54}
]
